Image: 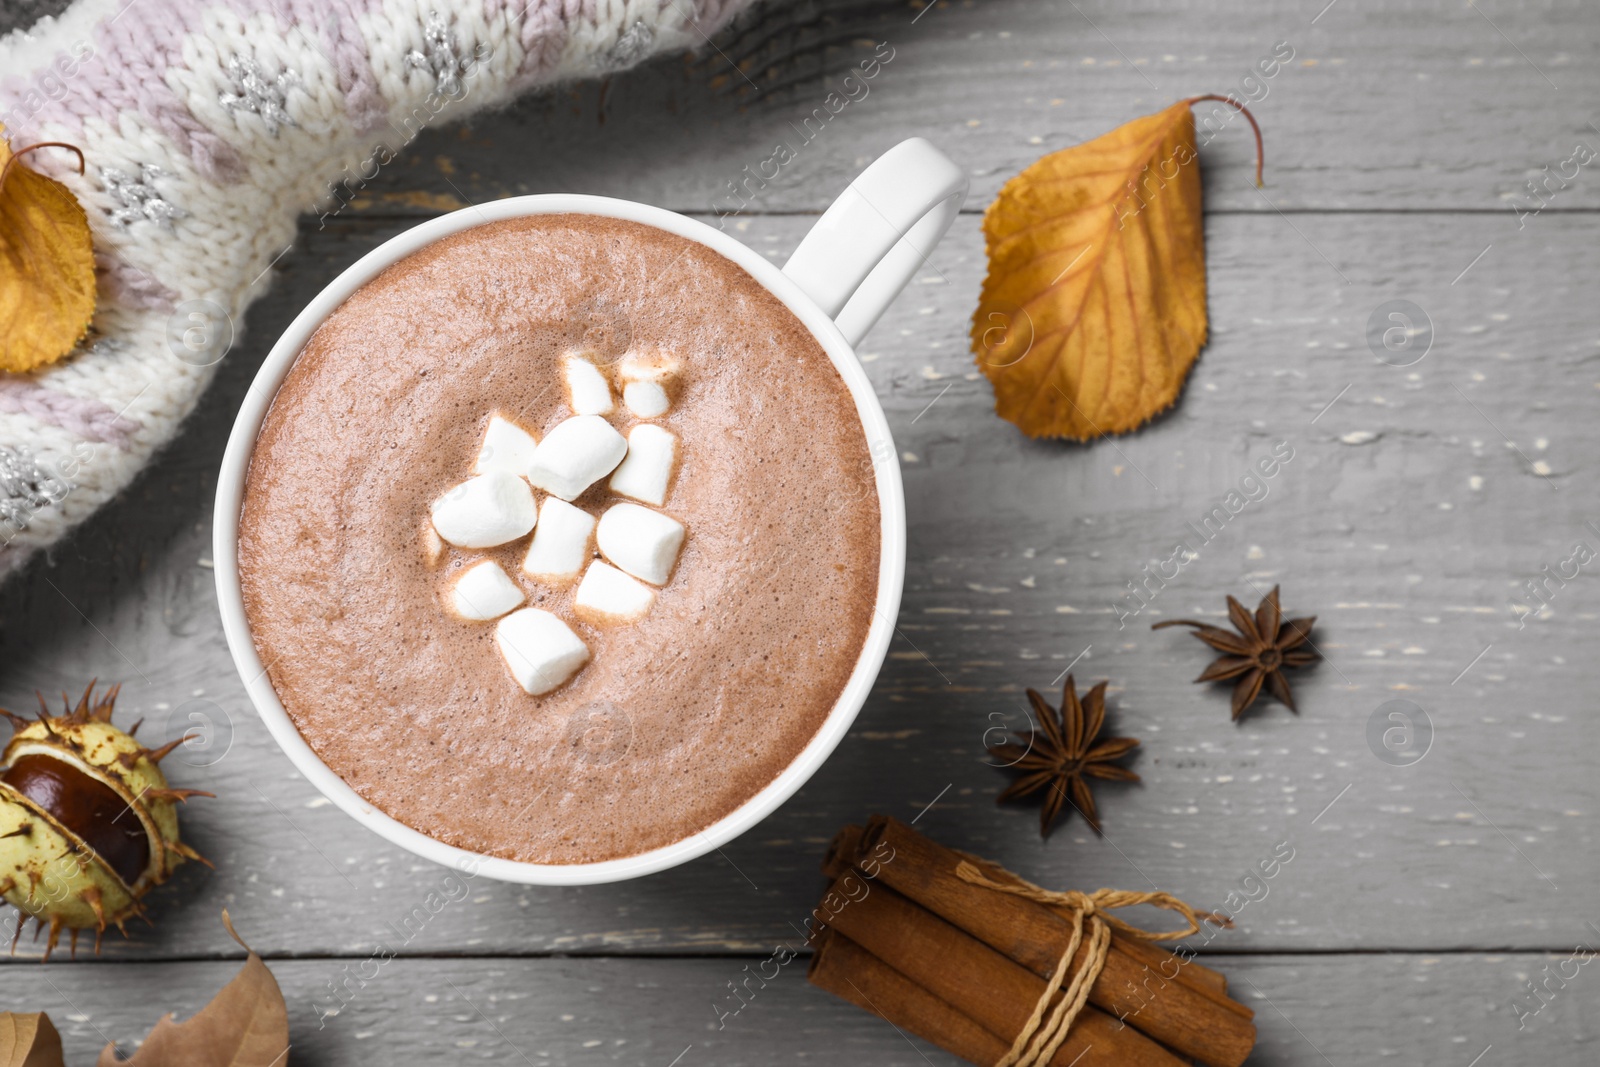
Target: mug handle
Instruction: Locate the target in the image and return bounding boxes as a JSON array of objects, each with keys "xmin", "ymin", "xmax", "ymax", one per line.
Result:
[{"xmin": 782, "ymin": 138, "xmax": 968, "ymax": 348}]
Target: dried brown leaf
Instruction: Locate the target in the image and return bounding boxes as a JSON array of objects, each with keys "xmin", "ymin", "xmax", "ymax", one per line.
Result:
[
  {"xmin": 97, "ymin": 912, "xmax": 288, "ymax": 1067},
  {"xmin": 0, "ymin": 1013, "xmax": 64, "ymax": 1067}
]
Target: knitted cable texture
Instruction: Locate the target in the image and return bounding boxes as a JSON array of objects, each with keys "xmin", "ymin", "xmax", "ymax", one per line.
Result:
[{"xmin": 0, "ymin": 0, "xmax": 751, "ymax": 579}]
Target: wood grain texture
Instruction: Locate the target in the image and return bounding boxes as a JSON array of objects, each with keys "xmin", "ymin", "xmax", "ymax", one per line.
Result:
[
  {"xmin": 3, "ymin": 954, "xmax": 1592, "ymax": 1065},
  {"xmin": 1, "ymin": 210, "xmax": 1595, "ymax": 962},
  {"xmin": 325, "ymin": 0, "xmax": 1600, "ymax": 216},
  {"xmin": 2, "ymin": 0, "xmax": 1598, "ymax": 1060}
]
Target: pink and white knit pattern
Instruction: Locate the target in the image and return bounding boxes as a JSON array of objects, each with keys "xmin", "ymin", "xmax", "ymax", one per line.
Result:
[{"xmin": 0, "ymin": 0, "xmax": 750, "ymax": 578}]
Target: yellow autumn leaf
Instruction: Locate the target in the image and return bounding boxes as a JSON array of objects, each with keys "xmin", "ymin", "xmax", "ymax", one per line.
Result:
[
  {"xmin": 0, "ymin": 131, "xmax": 95, "ymax": 375},
  {"xmin": 972, "ymin": 96, "xmax": 1260, "ymax": 440}
]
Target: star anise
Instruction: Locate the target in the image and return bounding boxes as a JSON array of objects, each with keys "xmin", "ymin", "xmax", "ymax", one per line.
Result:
[
  {"xmin": 1153, "ymin": 585, "xmax": 1319, "ymax": 720},
  {"xmin": 988, "ymin": 675, "xmax": 1140, "ymax": 837}
]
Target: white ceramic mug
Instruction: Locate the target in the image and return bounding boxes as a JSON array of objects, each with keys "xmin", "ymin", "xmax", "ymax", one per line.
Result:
[{"xmin": 213, "ymin": 138, "xmax": 968, "ymax": 885}]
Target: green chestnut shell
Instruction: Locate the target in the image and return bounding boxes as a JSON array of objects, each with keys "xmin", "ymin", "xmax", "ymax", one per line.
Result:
[{"xmin": 0, "ymin": 684, "xmax": 210, "ymax": 959}]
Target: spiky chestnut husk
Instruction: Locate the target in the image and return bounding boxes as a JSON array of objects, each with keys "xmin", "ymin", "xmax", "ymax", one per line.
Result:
[{"xmin": 0, "ymin": 683, "xmax": 212, "ymax": 959}]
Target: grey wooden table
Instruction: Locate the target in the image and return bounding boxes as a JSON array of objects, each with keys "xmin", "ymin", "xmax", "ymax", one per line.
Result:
[{"xmin": 3, "ymin": 0, "xmax": 1598, "ymax": 1062}]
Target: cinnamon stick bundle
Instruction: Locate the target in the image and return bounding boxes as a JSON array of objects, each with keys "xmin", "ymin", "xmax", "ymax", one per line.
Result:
[
  {"xmin": 821, "ymin": 874, "xmax": 1185, "ymax": 1067},
  {"xmin": 810, "ymin": 817, "xmax": 1257, "ymax": 1067},
  {"xmin": 906, "ymin": 822, "xmax": 1234, "ymax": 999},
  {"xmin": 858, "ymin": 816, "xmax": 1255, "ymax": 1067}
]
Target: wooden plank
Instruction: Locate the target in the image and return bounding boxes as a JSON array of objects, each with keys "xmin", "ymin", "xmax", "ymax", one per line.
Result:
[
  {"xmin": 6, "ymin": 0, "xmax": 1597, "ymax": 216},
  {"xmin": 4, "ymin": 0, "xmax": 1593, "ymax": 1057},
  {"xmin": 1, "ymin": 208, "xmax": 1597, "ymax": 960},
  {"xmin": 4, "ymin": 953, "xmax": 1591, "ymax": 1064},
  {"xmin": 326, "ymin": 0, "xmax": 1600, "ymax": 217}
]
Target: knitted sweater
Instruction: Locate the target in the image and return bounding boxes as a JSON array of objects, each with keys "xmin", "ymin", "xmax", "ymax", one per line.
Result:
[{"xmin": 0, "ymin": 0, "xmax": 750, "ymax": 579}]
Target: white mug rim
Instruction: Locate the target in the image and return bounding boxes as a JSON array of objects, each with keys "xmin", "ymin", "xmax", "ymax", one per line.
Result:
[{"xmin": 213, "ymin": 194, "xmax": 905, "ymax": 885}]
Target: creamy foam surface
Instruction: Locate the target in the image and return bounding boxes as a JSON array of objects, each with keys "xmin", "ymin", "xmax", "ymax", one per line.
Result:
[{"xmin": 238, "ymin": 215, "xmax": 881, "ymax": 864}]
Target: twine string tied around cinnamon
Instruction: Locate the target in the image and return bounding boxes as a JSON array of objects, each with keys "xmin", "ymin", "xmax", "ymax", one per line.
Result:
[{"xmin": 953, "ymin": 860, "xmax": 1230, "ymax": 1067}]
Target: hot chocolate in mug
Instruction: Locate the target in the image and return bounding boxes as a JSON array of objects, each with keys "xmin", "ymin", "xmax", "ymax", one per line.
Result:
[{"xmin": 213, "ymin": 138, "xmax": 967, "ymax": 885}]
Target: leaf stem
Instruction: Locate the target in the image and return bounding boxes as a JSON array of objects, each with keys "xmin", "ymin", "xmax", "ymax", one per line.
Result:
[
  {"xmin": 1183, "ymin": 94, "xmax": 1264, "ymax": 187},
  {"xmin": 0, "ymin": 140, "xmax": 87, "ymax": 193}
]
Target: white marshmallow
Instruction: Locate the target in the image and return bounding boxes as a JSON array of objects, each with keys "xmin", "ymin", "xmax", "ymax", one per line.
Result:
[
  {"xmin": 563, "ymin": 355, "xmax": 614, "ymax": 416},
  {"xmin": 573, "ymin": 561, "xmax": 656, "ymax": 622},
  {"xmin": 422, "ymin": 524, "xmax": 444, "ymax": 565},
  {"xmin": 449, "ymin": 560, "xmax": 525, "ymax": 621},
  {"xmin": 609, "ymin": 424, "xmax": 678, "ymax": 506},
  {"xmin": 525, "ymin": 415, "xmax": 628, "ymax": 501},
  {"xmin": 596, "ymin": 502, "xmax": 684, "ymax": 586},
  {"xmin": 430, "ymin": 470, "xmax": 537, "ymax": 549},
  {"xmin": 494, "ymin": 608, "xmax": 590, "ymax": 695},
  {"xmin": 619, "ymin": 350, "xmax": 679, "ymax": 385},
  {"xmin": 521, "ymin": 497, "xmax": 597, "ymax": 580},
  {"xmin": 619, "ymin": 351, "xmax": 679, "ymax": 416},
  {"xmin": 623, "ymin": 380, "xmax": 669, "ymax": 418},
  {"xmin": 473, "ymin": 415, "xmax": 539, "ymax": 477}
]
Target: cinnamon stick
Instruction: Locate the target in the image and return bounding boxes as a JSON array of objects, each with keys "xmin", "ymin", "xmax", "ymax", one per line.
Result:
[
  {"xmin": 864, "ymin": 819, "xmax": 1235, "ymax": 1003},
  {"xmin": 820, "ymin": 874, "xmax": 1187, "ymax": 1067},
  {"xmin": 822, "ymin": 824, "xmax": 864, "ymax": 879},
  {"xmin": 811, "ymin": 928, "xmax": 1012, "ymax": 1065},
  {"xmin": 826, "ymin": 822, "xmax": 1229, "ymax": 1000},
  {"xmin": 1113, "ymin": 927, "xmax": 1228, "ymax": 995},
  {"xmin": 857, "ymin": 816, "xmax": 1255, "ymax": 1067}
]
